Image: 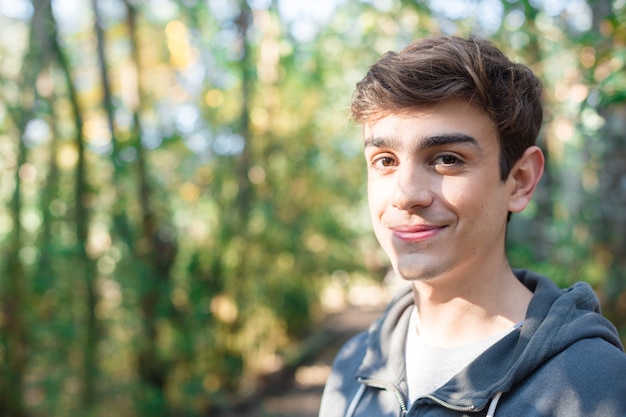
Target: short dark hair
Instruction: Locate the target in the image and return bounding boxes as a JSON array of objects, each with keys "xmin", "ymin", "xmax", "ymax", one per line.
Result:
[{"xmin": 351, "ymin": 36, "xmax": 543, "ymax": 180}]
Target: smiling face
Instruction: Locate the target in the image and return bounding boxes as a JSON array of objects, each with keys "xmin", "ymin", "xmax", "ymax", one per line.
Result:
[{"xmin": 364, "ymin": 99, "xmax": 519, "ymax": 283}]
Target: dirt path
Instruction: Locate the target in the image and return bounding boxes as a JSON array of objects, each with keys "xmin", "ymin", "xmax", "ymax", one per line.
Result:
[{"xmin": 232, "ymin": 303, "xmax": 386, "ymax": 417}]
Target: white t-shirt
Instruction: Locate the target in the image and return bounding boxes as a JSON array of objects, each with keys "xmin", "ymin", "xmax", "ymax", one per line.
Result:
[{"xmin": 405, "ymin": 306, "xmax": 521, "ymax": 405}]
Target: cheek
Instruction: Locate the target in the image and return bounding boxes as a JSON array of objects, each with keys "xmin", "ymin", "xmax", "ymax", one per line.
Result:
[
  {"xmin": 440, "ymin": 175, "xmax": 500, "ymax": 206},
  {"xmin": 450, "ymin": 186, "xmax": 509, "ymax": 229},
  {"xmin": 439, "ymin": 177, "xmax": 476, "ymax": 209},
  {"xmin": 440, "ymin": 181, "xmax": 508, "ymax": 231},
  {"xmin": 367, "ymin": 179, "xmax": 388, "ymax": 212},
  {"xmin": 367, "ymin": 181, "xmax": 393, "ymax": 238}
]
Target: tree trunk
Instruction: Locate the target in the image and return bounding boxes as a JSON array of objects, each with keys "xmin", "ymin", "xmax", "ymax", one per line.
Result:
[
  {"xmin": 587, "ymin": 0, "xmax": 626, "ymax": 332},
  {"xmin": 0, "ymin": 100, "xmax": 29, "ymax": 417},
  {"xmin": 48, "ymin": 0, "xmax": 99, "ymax": 410},
  {"xmin": 235, "ymin": 0, "xmax": 253, "ymax": 225},
  {"xmin": 124, "ymin": 2, "xmax": 178, "ymax": 414},
  {"xmin": 0, "ymin": 0, "xmax": 53, "ymax": 413}
]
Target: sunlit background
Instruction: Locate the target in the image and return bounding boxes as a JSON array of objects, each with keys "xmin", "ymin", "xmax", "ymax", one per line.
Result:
[{"xmin": 0, "ymin": 0, "xmax": 625, "ymax": 416}]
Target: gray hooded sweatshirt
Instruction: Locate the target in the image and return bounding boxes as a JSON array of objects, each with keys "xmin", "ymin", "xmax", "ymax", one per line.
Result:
[{"xmin": 319, "ymin": 269, "xmax": 626, "ymax": 417}]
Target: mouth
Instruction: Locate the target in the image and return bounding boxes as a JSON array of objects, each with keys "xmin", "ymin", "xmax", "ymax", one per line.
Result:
[{"xmin": 391, "ymin": 224, "xmax": 445, "ymax": 242}]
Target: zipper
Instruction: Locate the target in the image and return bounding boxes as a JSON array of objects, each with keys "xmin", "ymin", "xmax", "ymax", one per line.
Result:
[
  {"xmin": 357, "ymin": 377, "xmax": 408, "ymax": 416},
  {"xmin": 356, "ymin": 378, "xmax": 482, "ymax": 415},
  {"xmin": 424, "ymin": 394, "xmax": 478, "ymax": 413}
]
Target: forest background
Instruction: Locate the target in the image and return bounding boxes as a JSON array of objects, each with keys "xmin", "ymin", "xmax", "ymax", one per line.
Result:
[{"xmin": 0, "ymin": 0, "xmax": 625, "ymax": 416}]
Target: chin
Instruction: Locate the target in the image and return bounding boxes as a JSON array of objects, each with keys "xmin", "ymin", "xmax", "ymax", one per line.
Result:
[{"xmin": 393, "ymin": 262, "xmax": 440, "ymax": 282}]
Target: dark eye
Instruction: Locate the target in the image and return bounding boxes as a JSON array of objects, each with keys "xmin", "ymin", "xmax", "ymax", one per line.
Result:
[
  {"xmin": 433, "ymin": 154, "xmax": 460, "ymax": 165},
  {"xmin": 371, "ymin": 155, "xmax": 396, "ymax": 170},
  {"xmin": 440, "ymin": 155, "xmax": 458, "ymax": 165},
  {"xmin": 379, "ymin": 157, "xmax": 395, "ymax": 167}
]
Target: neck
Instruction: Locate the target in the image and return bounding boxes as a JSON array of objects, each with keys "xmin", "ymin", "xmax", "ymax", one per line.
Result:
[{"xmin": 410, "ymin": 262, "xmax": 531, "ymax": 348}]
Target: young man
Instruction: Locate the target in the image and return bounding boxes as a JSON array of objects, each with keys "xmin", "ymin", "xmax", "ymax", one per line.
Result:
[{"xmin": 319, "ymin": 36, "xmax": 626, "ymax": 417}]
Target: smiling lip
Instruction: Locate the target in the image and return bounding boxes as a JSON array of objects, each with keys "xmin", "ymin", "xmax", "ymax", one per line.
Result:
[{"xmin": 392, "ymin": 224, "xmax": 445, "ymax": 241}]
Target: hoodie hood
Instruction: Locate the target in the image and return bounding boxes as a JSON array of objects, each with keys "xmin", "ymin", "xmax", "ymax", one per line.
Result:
[{"xmin": 354, "ymin": 269, "xmax": 624, "ymax": 412}]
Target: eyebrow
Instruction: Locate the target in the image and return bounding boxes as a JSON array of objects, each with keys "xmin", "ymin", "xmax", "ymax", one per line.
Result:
[{"xmin": 364, "ymin": 133, "xmax": 480, "ymax": 152}]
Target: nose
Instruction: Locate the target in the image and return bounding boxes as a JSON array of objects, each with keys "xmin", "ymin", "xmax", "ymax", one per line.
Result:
[{"xmin": 391, "ymin": 163, "xmax": 433, "ymax": 211}]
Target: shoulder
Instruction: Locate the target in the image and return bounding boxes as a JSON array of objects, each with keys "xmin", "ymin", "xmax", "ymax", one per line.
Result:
[
  {"xmin": 320, "ymin": 287, "xmax": 414, "ymax": 417},
  {"xmin": 506, "ymin": 337, "xmax": 626, "ymax": 416},
  {"xmin": 334, "ymin": 329, "xmax": 369, "ymax": 362},
  {"xmin": 319, "ymin": 330, "xmax": 369, "ymax": 417},
  {"xmin": 543, "ymin": 337, "xmax": 626, "ymax": 386}
]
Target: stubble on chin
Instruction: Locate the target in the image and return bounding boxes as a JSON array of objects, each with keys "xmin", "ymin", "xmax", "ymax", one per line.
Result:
[{"xmin": 393, "ymin": 256, "xmax": 442, "ymax": 282}]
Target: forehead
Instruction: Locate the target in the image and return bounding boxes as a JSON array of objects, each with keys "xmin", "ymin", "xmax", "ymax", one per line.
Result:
[{"xmin": 362, "ymin": 100, "xmax": 498, "ymax": 150}]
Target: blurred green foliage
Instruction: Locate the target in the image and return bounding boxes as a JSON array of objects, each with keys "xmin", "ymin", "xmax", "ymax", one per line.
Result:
[{"xmin": 0, "ymin": 0, "xmax": 624, "ymax": 415}]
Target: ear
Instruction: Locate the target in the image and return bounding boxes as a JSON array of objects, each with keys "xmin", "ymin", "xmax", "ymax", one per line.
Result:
[{"xmin": 507, "ymin": 146, "xmax": 545, "ymax": 213}]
